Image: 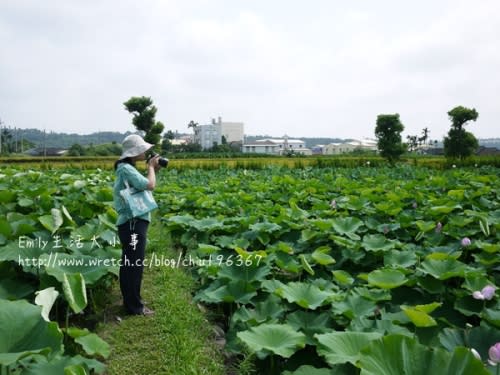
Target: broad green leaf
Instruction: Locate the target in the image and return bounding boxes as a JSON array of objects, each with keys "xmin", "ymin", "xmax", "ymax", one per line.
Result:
[
  {"xmin": 447, "ymin": 189, "xmax": 465, "ymax": 199},
  {"xmin": 418, "ymin": 258, "xmax": 468, "ymax": 280},
  {"xmin": 191, "ymin": 218, "xmax": 225, "ymax": 232},
  {"xmin": 17, "ymin": 355, "xmax": 101, "ymax": 375},
  {"xmin": 367, "ymin": 269, "xmax": 408, "ymax": 289},
  {"xmin": 484, "ymin": 307, "xmax": 500, "ymax": 327},
  {"xmin": 64, "ymin": 364, "xmax": 88, "ymax": 375},
  {"xmin": 249, "ymin": 222, "xmax": 282, "ymax": 233},
  {"xmin": 0, "ymin": 218, "xmax": 11, "ymax": 238},
  {"xmin": 384, "ymin": 250, "xmax": 417, "ymax": 268},
  {"xmin": 38, "ymin": 208, "xmax": 64, "ymax": 234},
  {"xmin": 331, "ymin": 293, "xmax": 377, "ymax": 319},
  {"xmin": 73, "ymin": 180, "xmax": 87, "ymax": 189},
  {"xmin": 237, "ymin": 323, "xmax": 306, "ymax": 359},
  {"xmin": 61, "ymin": 205, "xmax": 75, "ymax": 225},
  {"xmin": 330, "ymin": 234, "xmax": 358, "ymax": 248},
  {"xmin": 299, "ymin": 254, "xmax": 315, "ymax": 275},
  {"xmin": 454, "ymin": 296, "xmax": 484, "ymax": 317},
  {"xmin": 311, "ymin": 246, "xmax": 336, "ymax": 265},
  {"xmin": 74, "ymin": 333, "xmax": 110, "ymax": 359},
  {"xmin": 0, "ymin": 299, "xmax": 63, "ymax": 366},
  {"xmin": 62, "ymin": 273, "xmax": 87, "ymax": 314},
  {"xmin": 277, "ymin": 282, "xmax": 332, "ymax": 310},
  {"xmin": 282, "ymin": 365, "xmax": 337, "ymax": 375},
  {"xmin": 0, "ymin": 190, "xmax": 16, "ymax": 203},
  {"xmin": 231, "ymin": 295, "xmax": 285, "ymax": 325},
  {"xmin": 474, "ymin": 241, "xmax": 499, "ymax": 253},
  {"xmin": 332, "ymin": 217, "xmax": 364, "ymax": 240},
  {"xmin": 41, "ymin": 253, "xmax": 110, "ymax": 285},
  {"xmin": 415, "ymin": 220, "xmax": 437, "ymax": 233},
  {"xmin": 287, "ymin": 311, "xmax": 333, "ymax": 344},
  {"xmin": 359, "ymin": 335, "xmax": 488, "ymax": 375},
  {"xmin": 429, "ymin": 204, "xmax": 462, "ymax": 214},
  {"xmin": 316, "ymin": 331, "xmax": 383, "ymax": 365},
  {"xmin": 332, "ymin": 270, "xmax": 354, "ymax": 285},
  {"xmin": 362, "ymin": 234, "xmax": 396, "ymax": 252},
  {"xmin": 18, "ymin": 198, "xmax": 34, "ymax": 207},
  {"xmin": 201, "ymin": 280, "xmax": 257, "ymax": 304},
  {"xmin": 197, "ymin": 243, "xmax": 221, "ymax": 254},
  {"xmin": 401, "ymin": 303, "xmax": 442, "ymax": 327},
  {"xmin": 217, "ymin": 263, "xmax": 271, "ymax": 283},
  {"xmin": 479, "ymin": 218, "xmax": 490, "ymax": 236},
  {"xmin": 439, "ymin": 325, "xmax": 500, "ymax": 361},
  {"xmin": 0, "ymin": 277, "xmax": 35, "ymax": 299}
]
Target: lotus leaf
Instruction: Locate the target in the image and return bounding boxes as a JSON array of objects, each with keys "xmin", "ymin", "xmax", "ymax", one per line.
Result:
[{"xmin": 237, "ymin": 323, "xmax": 306, "ymax": 359}]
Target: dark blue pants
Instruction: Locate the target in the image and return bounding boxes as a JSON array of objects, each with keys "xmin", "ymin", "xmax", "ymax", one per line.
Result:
[{"xmin": 118, "ymin": 219, "xmax": 149, "ymax": 314}]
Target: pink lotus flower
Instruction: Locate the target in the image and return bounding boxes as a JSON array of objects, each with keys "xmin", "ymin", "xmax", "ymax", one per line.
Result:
[
  {"xmin": 473, "ymin": 285, "xmax": 496, "ymax": 300},
  {"xmin": 461, "ymin": 237, "xmax": 471, "ymax": 247},
  {"xmin": 330, "ymin": 200, "xmax": 337, "ymax": 209},
  {"xmin": 412, "ymin": 202, "xmax": 418, "ymax": 209},
  {"xmin": 489, "ymin": 342, "xmax": 500, "ymax": 365}
]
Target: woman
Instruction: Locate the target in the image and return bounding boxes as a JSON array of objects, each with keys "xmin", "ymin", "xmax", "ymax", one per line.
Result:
[{"xmin": 113, "ymin": 134, "xmax": 160, "ymax": 316}]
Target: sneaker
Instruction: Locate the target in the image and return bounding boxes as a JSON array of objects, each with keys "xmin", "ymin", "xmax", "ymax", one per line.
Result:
[{"xmin": 142, "ymin": 307, "xmax": 155, "ymax": 316}]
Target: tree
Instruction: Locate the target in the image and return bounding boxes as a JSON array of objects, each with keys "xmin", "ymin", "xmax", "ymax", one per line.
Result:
[
  {"xmin": 123, "ymin": 96, "xmax": 164, "ymax": 148},
  {"xmin": 420, "ymin": 127, "xmax": 430, "ymax": 146},
  {"xmin": 406, "ymin": 135, "xmax": 418, "ymax": 152},
  {"xmin": 187, "ymin": 120, "xmax": 199, "ymax": 137},
  {"xmin": 161, "ymin": 130, "xmax": 175, "ymax": 152},
  {"xmin": 67, "ymin": 143, "xmax": 86, "ymax": 156},
  {"xmin": 375, "ymin": 114, "xmax": 406, "ymax": 163},
  {"xmin": 443, "ymin": 106, "xmax": 479, "ymax": 159}
]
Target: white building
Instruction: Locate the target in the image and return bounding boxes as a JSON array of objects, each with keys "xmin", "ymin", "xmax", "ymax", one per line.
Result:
[
  {"xmin": 242, "ymin": 136, "xmax": 312, "ymax": 155},
  {"xmin": 323, "ymin": 139, "xmax": 377, "ymax": 155},
  {"xmin": 194, "ymin": 117, "xmax": 244, "ymax": 150}
]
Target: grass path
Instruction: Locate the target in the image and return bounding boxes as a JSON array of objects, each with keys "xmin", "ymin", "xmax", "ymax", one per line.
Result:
[{"xmin": 96, "ymin": 221, "xmax": 226, "ymax": 375}]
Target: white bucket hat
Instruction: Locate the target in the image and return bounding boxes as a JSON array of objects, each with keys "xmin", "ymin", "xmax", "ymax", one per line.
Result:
[{"xmin": 120, "ymin": 134, "xmax": 154, "ymax": 159}]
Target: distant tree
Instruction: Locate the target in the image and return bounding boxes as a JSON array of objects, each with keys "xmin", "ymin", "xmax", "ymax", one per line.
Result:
[
  {"xmin": 0, "ymin": 128, "xmax": 13, "ymax": 154},
  {"xmin": 406, "ymin": 135, "xmax": 418, "ymax": 152},
  {"xmin": 420, "ymin": 127, "xmax": 430, "ymax": 146},
  {"xmin": 187, "ymin": 120, "xmax": 199, "ymax": 136},
  {"xmin": 375, "ymin": 114, "xmax": 406, "ymax": 163},
  {"xmin": 123, "ymin": 96, "xmax": 164, "ymax": 148},
  {"xmin": 443, "ymin": 106, "xmax": 479, "ymax": 159},
  {"xmin": 67, "ymin": 143, "xmax": 86, "ymax": 156},
  {"xmin": 161, "ymin": 130, "xmax": 175, "ymax": 152}
]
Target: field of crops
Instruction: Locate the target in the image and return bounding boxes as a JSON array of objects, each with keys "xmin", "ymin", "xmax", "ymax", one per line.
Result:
[
  {"xmin": 157, "ymin": 165, "xmax": 500, "ymax": 374},
  {"xmin": 0, "ymin": 168, "xmax": 118, "ymax": 374},
  {"xmin": 1, "ymin": 163, "xmax": 499, "ymax": 374}
]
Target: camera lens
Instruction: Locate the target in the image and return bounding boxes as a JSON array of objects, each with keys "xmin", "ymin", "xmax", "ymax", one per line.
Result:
[
  {"xmin": 158, "ymin": 157, "xmax": 168, "ymax": 167},
  {"xmin": 148, "ymin": 153, "xmax": 168, "ymax": 168}
]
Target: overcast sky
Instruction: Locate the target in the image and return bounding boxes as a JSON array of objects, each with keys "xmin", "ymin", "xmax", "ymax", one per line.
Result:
[{"xmin": 1, "ymin": 0, "xmax": 499, "ymax": 140}]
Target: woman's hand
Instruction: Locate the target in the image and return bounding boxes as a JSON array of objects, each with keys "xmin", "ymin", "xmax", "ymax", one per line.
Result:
[{"xmin": 147, "ymin": 155, "xmax": 161, "ymax": 172}]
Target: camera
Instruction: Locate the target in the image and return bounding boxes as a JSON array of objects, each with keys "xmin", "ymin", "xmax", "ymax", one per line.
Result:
[{"xmin": 147, "ymin": 153, "xmax": 169, "ymax": 168}]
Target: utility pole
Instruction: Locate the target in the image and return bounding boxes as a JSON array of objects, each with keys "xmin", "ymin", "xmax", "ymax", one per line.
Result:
[{"xmin": 43, "ymin": 128, "xmax": 47, "ymax": 158}]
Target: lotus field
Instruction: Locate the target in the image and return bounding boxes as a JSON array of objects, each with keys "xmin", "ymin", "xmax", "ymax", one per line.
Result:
[
  {"xmin": 1, "ymin": 164, "xmax": 499, "ymax": 374},
  {"xmin": 1, "ymin": 168, "xmax": 118, "ymax": 374},
  {"xmin": 158, "ymin": 165, "xmax": 500, "ymax": 374}
]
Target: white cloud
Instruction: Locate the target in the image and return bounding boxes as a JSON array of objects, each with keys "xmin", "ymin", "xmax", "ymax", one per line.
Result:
[{"xmin": 0, "ymin": 0, "xmax": 499, "ymax": 139}]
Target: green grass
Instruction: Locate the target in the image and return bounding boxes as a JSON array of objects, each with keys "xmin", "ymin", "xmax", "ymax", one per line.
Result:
[{"xmin": 96, "ymin": 220, "xmax": 226, "ymax": 375}]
